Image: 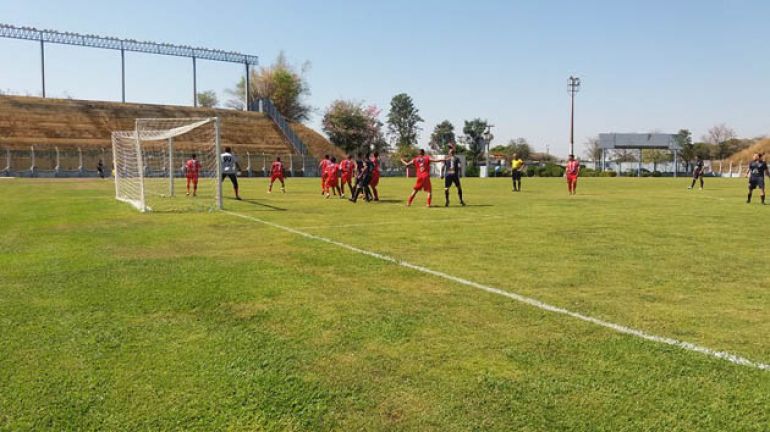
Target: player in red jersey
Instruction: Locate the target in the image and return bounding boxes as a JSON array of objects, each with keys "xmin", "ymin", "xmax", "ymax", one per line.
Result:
[
  {"xmin": 565, "ymin": 154, "xmax": 580, "ymax": 196},
  {"xmin": 184, "ymin": 154, "xmax": 202, "ymax": 196},
  {"xmin": 369, "ymin": 151, "xmax": 381, "ymax": 201},
  {"xmin": 401, "ymin": 149, "xmax": 437, "ymax": 207},
  {"xmin": 268, "ymin": 156, "xmax": 286, "ymax": 193},
  {"xmin": 339, "ymin": 154, "xmax": 355, "ymax": 197},
  {"xmin": 323, "ymin": 156, "xmax": 342, "ymax": 198},
  {"xmin": 318, "ymin": 154, "xmax": 330, "ymax": 195}
]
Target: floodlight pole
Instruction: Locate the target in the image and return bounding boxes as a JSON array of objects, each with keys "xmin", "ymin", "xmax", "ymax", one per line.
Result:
[
  {"xmin": 192, "ymin": 56, "xmax": 198, "ymax": 107},
  {"xmin": 244, "ymin": 62, "xmax": 251, "ymax": 111},
  {"xmin": 568, "ymin": 76, "xmax": 581, "ymax": 156},
  {"xmin": 120, "ymin": 45, "xmax": 126, "ymax": 103},
  {"xmin": 39, "ymin": 37, "xmax": 46, "ymax": 98}
]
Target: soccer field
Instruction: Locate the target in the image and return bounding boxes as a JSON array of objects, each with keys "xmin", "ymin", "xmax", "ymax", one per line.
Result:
[{"xmin": 1, "ymin": 176, "xmax": 768, "ymax": 431}]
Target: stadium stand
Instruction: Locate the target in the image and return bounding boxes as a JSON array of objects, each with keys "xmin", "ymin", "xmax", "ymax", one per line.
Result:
[{"xmin": 0, "ymin": 95, "xmax": 340, "ymax": 176}]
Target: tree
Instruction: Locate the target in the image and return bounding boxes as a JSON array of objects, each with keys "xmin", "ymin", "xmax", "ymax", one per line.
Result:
[
  {"xmin": 612, "ymin": 149, "xmax": 638, "ymax": 163},
  {"xmin": 461, "ymin": 119, "xmax": 489, "ymax": 167},
  {"xmin": 429, "ymin": 120, "xmax": 456, "ymax": 153},
  {"xmin": 321, "ymin": 100, "xmax": 385, "ymax": 155},
  {"xmin": 642, "ymin": 149, "xmax": 670, "ymax": 172},
  {"xmin": 583, "ymin": 136, "xmax": 602, "ymax": 161},
  {"xmin": 674, "ymin": 129, "xmax": 694, "ymax": 171},
  {"xmin": 703, "ymin": 123, "xmax": 736, "ymax": 159},
  {"xmin": 196, "ymin": 90, "xmax": 218, "ymax": 108},
  {"xmin": 225, "ymin": 52, "xmax": 312, "ymax": 122},
  {"xmin": 499, "ymin": 138, "xmax": 532, "ymax": 160},
  {"xmin": 386, "ymin": 93, "xmax": 423, "ymax": 152}
]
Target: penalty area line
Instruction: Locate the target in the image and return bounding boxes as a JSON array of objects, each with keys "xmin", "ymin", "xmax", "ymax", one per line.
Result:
[{"xmin": 223, "ymin": 210, "xmax": 770, "ymax": 372}]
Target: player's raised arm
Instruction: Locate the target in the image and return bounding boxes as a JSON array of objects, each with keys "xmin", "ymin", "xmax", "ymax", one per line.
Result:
[{"xmin": 401, "ymin": 158, "xmax": 414, "ymax": 166}]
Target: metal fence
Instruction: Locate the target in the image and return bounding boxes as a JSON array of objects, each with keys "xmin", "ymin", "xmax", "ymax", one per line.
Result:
[
  {"xmin": 251, "ymin": 98, "xmax": 308, "ymax": 156},
  {"xmin": 0, "ymin": 146, "xmax": 465, "ymax": 178}
]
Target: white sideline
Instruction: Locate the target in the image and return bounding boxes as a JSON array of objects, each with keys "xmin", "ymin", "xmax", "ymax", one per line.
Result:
[{"xmin": 224, "ymin": 210, "xmax": 770, "ymax": 372}]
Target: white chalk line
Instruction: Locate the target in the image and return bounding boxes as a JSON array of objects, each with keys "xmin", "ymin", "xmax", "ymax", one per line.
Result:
[
  {"xmin": 224, "ymin": 210, "xmax": 769, "ymax": 372},
  {"xmin": 294, "ymin": 215, "xmax": 505, "ymax": 230}
]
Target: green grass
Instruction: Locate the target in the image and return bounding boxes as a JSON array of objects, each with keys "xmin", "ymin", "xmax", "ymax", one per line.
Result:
[{"xmin": 0, "ymin": 176, "xmax": 768, "ymax": 431}]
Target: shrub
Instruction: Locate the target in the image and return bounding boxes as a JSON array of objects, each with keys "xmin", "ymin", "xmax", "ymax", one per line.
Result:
[{"xmin": 465, "ymin": 164, "xmax": 479, "ymax": 177}]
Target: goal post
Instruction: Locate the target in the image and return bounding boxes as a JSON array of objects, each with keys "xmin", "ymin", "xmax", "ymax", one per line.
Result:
[{"xmin": 112, "ymin": 117, "xmax": 222, "ymax": 212}]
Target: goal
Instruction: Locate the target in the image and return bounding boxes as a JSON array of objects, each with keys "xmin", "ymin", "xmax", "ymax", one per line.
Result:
[{"xmin": 112, "ymin": 117, "xmax": 222, "ymax": 212}]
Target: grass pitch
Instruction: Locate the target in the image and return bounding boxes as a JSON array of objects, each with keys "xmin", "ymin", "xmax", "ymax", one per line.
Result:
[{"xmin": 0, "ymin": 176, "xmax": 768, "ymax": 431}]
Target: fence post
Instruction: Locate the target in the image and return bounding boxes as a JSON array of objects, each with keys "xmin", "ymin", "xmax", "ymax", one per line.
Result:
[
  {"xmin": 289, "ymin": 154, "xmax": 294, "ymax": 177},
  {"xmin": 54, "ymin": 146, "xmax": 60, "ymax": 176},
  {"xmin": 3, "ymin": 148, "xmax": 9, "ymax": 175},
  {"xmin": 738, "ymin": 161, "xmax": 742, "ymax": 177},
  {"xmin": 78, "ymin": 147, "xmax": 84, "ymax": 175},
  {"xmin": 30, "ymin": 146, "xmax": 36, "ymax": 177},
  {"xmin": 246, "ymin": 151, "xmax": 252, "ymax": 177},
  {"xmin": 262, "ymin": 154, "xmax": 267, "ymax": 177}
]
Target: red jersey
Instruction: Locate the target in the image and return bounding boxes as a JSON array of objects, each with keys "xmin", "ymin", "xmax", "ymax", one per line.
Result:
[
  {"xmin": 566, "ymin": 160, "xmax": 580, "ymax": 176},
  {"xmin": 340, "ymin": 159, "xmax": 354, "ymax": 174},
  {"xmin": 371, "ymin": 156, "xmax": 380, "ymax": 173},
  {"xmin": 412, "ymin": 155, "xmax": 431, "ymax": 178},
  {"xmin": 325, "ymin": 162, "xmax": 338, "ymax": 179},
  {"xmin": 271, "ymin": 161, "xmax": 284, "ymax": 176},
  {"xmin": 185, "ymin": 159, "xmax": 201, "ymax": 177}
]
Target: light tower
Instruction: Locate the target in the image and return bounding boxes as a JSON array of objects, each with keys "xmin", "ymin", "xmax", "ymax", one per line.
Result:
[{"xmin": 568, "ymin": 76, "xmax": 581, "ymax": 156}]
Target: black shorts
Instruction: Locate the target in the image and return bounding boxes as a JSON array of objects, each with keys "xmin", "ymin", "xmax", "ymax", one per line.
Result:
[
  {"xmin": 693, "ymin": 170, "xmax": 703, "ymax": 178},
  {"xmin": 512, "ymin": 171, "xmax": 523, "ymax": 180},
  {"xmin": 222, "ymin": 173, "xmax": 238, "ymax": 188},
  {"xmin": 356, "ymin": 175, "xmax": 371, "ymax": 187},
  {"xmin": 749, "ymin": 177, "xmax": 765, "ymax": 190},
  {"xmin": 444, "ymin": 174, "xmax": 461, "ymax": 188}
]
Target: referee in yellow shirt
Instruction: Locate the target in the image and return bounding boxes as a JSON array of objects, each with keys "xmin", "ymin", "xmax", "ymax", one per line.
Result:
[{"xmin": 511, "ymin": 154, "xmax": 525, "ymax": 192}]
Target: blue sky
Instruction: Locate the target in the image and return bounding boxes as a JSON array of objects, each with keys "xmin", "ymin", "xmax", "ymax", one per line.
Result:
[{"xmin": 1, "ymin": 0, "xmax": 768, "ymax": 156}]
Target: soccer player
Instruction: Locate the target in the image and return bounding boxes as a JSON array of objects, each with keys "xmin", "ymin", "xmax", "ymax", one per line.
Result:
[
  {"xmin": 369, "ymin": 151, "xmax": 381, "ymax": 201},
  {"xmin": 401, "ymin": 149, "xmax": 436, "ymax": 207},
  {"xmin": 511, "ymin": 153, "xmax": 524, "ymax": 192},
  {"xmin": 565, "ymin": 154, "xmax": 580, "ymax": 196},
  {"xmin": 268, "ymin": 156, "xmax": 286, "ymax": 193},
  {"xmin": 440, "ymin": 148, "xmax": 465, "ymax": 207},
  {"xmin": 339, "ymin": 154, "xmax": 355, "ymax": 197},
  {"xmin": 350, "ymin": 152, "xmax": 373, "ymax": 203},
  {"xmin": 97, "ymin": 159, "xmax": 105, "ymax": 179},
  {"xmin": 221, "ymin": 146, "xmax": 242, "ymax": 200},
  {"xmin": 319, "ymin": 154, "xmax": 330, "ymax": 195},
  {"xmin": 746, "ymin": 153, "xmax": 768, "ymax": 204},
  {"xmin": 689, "ymin": 157, "xmax": 705, "ymax": 190},
  {"xmin": 324, "ymin": 156, "xmax": 342, "ymax": 198},
  {"xmin": 185, "ymin": 154, "xmax": 202, "ymax": 196}
]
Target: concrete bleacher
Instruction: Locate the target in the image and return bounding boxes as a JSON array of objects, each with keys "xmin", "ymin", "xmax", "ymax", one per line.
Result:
[{"xmin": 0, "ymin": 95, "xmax": 336, "ymax": 176}]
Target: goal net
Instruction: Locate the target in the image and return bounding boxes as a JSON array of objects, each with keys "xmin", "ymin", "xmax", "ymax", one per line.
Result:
[{"xmin": 112, "ymin": 117, "xmax": 222, "ymax": 212}]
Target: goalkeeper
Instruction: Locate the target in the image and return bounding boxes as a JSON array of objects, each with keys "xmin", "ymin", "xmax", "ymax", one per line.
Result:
[{"xmin": 221, "ymin": 147, "xmax": 242, "ymax": 200}]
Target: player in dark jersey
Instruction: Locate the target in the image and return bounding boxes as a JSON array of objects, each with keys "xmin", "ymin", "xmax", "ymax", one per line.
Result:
[
  {"xmin": 97, "ymin": 159, "xmax": 105, "ymax": 179},
  {"xmin": 350, "ymin": 152, "xmax": 373, "ymax": 203},
  {"xmin": 689, "ymin": 157, "xmax": 705, "ymax": 190},
  {"xmin": 440, "ymin": 148, "xmax": 465, "ymax": 207},
  {"xmin": 746, "ymin": 153, "xmax": 768, "ymax": 204}
]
